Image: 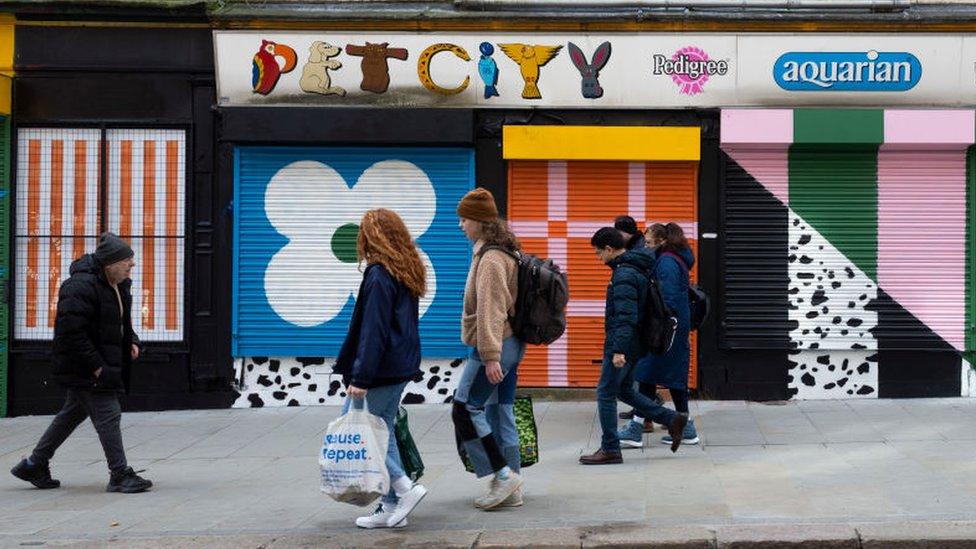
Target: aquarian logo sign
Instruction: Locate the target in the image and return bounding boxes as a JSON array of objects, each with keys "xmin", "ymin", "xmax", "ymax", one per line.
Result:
[
  {"xmin": 653, "ymin": 46, "xmax": 729, "ymax": 95},
  {"xmin": 774, "ymin": 50, "xmax": 922, "ymax": 92}
]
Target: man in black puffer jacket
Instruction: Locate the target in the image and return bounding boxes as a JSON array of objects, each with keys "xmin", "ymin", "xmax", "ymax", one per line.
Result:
[{"xmin": 11, "ymin": 233, "xmax": 152, "ymax": 494}]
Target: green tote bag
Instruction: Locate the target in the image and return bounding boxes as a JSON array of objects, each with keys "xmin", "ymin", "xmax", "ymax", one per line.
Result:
[
  {"xmin": 460, "ymin": 394, "xmax": 539, "ymax": 473},
  {"xmin": 394, "ymin": 405, "xmax": 425, "ymax": 482}
]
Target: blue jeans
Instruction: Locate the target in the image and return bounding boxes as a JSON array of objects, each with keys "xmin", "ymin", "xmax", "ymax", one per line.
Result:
[
  {"xmin": 454, "ymin": 336, "xmax": 526, "ymax": 477},
  {"xmin": 486, "ymin": 356, "xmax": 520, "ymax": 474},
  {"xmin": 597, "ymin": 354, "xmax": 678, "ymax": 453},
  {"xmin": 341, "ymin": 381, "xmax": 408, "ymax": 505}
]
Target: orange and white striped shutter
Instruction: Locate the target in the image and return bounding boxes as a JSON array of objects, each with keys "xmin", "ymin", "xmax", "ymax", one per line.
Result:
[
  {"xmin": 15, "ymin": 128, "xmax": 185, "ymax": 341},
  {"xmin": 15, "ymin": 128, "xmax": 101, "ymax": 340},
  {"xmin": 106, "ymin": 129, "xmax": 185, "ymax": 341},
  {"xmin": 504, "ymin": 126, "xmax": 700, "ymax": 389}
]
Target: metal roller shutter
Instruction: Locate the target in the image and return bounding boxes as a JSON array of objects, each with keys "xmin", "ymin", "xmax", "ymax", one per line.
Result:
[
  {"xmin": 723, "ymin": 144, "xmax": 968, "ymax": 352},
  {"xmin": 509, "ymin": 159, "xmax": 699, "ymax": 388},
  {"xmin": 872, "ymin": 146, "xmax": 967, "ymax": 351},
  {"xmin": 233, "ymin": 146, "xmax": 473, "ymax": 358},
  {"xmin": 721, "ymin": 148, "xmax": 790, "ymax": 349}
]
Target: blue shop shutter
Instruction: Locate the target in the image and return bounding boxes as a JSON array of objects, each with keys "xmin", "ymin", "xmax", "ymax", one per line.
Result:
[{"xmin": 234, "ymin": 147, "xmax": 473, "ymax": 357}]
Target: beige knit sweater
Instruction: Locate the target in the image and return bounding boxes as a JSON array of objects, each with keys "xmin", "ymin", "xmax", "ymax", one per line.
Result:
[{"xmin": 462, "ymin": 240, "xmax": 518, "ymax": 363}]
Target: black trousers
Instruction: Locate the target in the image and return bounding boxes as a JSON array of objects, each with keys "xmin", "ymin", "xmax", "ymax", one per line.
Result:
[
  {"xmin": 638, "ymin": 382, "xmax": 689, "ymax": 414},
  {"xmin": 31, "ymin": 387, "xmax": 127, "ymax": 475}
]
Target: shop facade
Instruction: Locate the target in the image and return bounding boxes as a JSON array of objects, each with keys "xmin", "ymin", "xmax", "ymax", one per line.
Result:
[
  {"xmin": 4, "ymin": 9, "xmax": 976, "ymax": 413},
  {"xmin": 7, "ymin": 21, "xmax": 237, "ymax": 414},
  {"xmin": 217, "ymin": 30, "xmax": 976, "ymax": 405}
]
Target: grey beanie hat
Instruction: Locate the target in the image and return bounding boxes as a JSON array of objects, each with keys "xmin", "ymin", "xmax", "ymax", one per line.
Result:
[{"xmin": 95, "ymin": 232, "xmax": 134, "ymax": 265}]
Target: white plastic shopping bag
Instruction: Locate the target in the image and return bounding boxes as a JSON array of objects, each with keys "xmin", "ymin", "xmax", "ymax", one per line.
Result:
[{"xmin": 319, "ymin": 398, "xmax": 390, "ymax": 507}]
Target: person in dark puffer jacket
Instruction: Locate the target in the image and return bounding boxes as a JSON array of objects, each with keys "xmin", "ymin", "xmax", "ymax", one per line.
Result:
[
  {"xmin": 333, "ymin": 209, "xmax": 428, "ymax": 530},
  {"xmin": 10, "ymin": 233, "xmax": 151, "ymax": 494},
  {"xmin": 621, "ymin": 222, "xmax": 700, "ymax": 447},
  {"xmin": 614, "ymin": 215, "xmax": 646, "ymax": 251},
  {"xmin": 579, "ymin": 227, "xmax": 688, "ymax": 466}
]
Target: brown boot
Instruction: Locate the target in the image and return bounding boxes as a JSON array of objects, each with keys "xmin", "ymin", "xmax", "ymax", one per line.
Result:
[
  {"xmin": 668, "ymin": 413, "xmax": 688, "ymax": 453},
  {"xmin": 643, "ymin": 420, "xmax": 655, "ymax": 433},
  {"xmin": 579, "ymin": 449, "xmax": 623, "ymax": 465}
]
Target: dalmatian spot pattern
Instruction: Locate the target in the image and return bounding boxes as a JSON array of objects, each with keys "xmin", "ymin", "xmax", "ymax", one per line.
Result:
[
  {"xmin": 233, "ymin": 357, "xmax": 466, "ymax": 408},
  {"xmin": 786, "ymin": 209, "xmax": 879, "ymax": 400}
]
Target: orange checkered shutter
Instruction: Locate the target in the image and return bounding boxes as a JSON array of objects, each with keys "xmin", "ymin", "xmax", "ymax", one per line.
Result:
[{"xmin": 508, "ymin": 160, "xmax": 699, "ymax": 389}]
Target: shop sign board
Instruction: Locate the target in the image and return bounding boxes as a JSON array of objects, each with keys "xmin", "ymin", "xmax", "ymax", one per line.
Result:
[
  {"xmin": 773, "ymin": 51, "xmax": 922, "ymax": 92},
  {"xmin": 214, "ymin": 32, "xmax": 976, "ymax": 108}
]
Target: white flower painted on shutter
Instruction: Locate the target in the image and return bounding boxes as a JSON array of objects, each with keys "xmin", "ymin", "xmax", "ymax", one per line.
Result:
[{"xmin": 263, "ymin": 159, "xmax": 437, "ymax": 327}]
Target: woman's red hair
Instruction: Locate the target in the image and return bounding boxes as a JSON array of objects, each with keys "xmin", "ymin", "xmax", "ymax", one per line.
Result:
[{"xmin": 357, "ymin": 208, "xmax": 427, "ymax": 298}]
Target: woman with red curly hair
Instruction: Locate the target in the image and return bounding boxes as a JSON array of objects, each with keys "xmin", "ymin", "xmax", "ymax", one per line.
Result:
[{"xmin": 333, "ymin": 208, "xmax": 428, "ymax": 529}]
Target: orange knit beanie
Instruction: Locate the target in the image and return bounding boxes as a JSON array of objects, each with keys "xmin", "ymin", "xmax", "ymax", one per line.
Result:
[{"xmin": 456, "ymin": 188, "xmax": 499, "ymax": 222}]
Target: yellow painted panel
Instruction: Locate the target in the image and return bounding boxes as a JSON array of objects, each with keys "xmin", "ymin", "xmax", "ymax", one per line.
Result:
[
  {"xmin": 0, "ymin": 75, "xmax": 9, "ymax": 115},
  {"xmin": 503, "ymin": 126, "xmax": 700, "ymax": 161},
  {"xmin": 0, "ymin": 14, "xmax": 12, "ymax": 76}
]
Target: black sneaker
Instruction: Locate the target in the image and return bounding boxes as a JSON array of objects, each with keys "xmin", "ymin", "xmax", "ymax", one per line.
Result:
[
  {"xmin": 11, "ymin": 458, "xmax": 60, "ymax": 489},
  {"xmin": 618, "ymin": 408, "xmax": 636, "ymax": 420},
  {"xmin": 106, "ymin": 467, "xmax": 152, "ymax": 493}
]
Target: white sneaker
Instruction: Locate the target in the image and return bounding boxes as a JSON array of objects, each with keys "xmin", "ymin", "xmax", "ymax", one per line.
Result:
[
  {"xmin": 355, "ymin": 504, "xmax": 407, "ymax": 529},
  {"xmin": 386, "ymin": 484, "xmax": 427, "ymax": 527},
  {"xmin": 497, "ymin": 486, "xmax": 523, "ymax": 508},
  {"xmin": 473, "ymin": 478, "xmax": 497, "ymax": 509},
  {"xmin": 475, "ymin": 480, "xmax": 524, "ymax": 509},
  {"xmin": 474, "ymin": 472, "xmax": 522, "ymax": 510}
]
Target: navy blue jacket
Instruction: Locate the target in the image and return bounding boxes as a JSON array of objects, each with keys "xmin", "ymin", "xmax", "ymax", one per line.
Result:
[
  {"xmin": 334, "ymin": 264, "xmax": 421, "ymax": 389},
  {"xmin": 603, "ymin": 247, "xmax": 657, "ymax": 362},
  {"xmin": 625, "ymin": 232, "xmax": 647, "ymax": 251},
  {"xmin": 636, "ymin": 246, "xmax": 695, "ymax": 389}
]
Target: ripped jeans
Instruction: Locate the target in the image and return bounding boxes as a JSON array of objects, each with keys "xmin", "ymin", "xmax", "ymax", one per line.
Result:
[{"xmin": 452, "ymin": 337, "xmax": 526, "ymax": 478}]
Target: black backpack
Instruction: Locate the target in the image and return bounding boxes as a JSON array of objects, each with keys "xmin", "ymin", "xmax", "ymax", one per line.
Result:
[
  {"xmin": 660, "ymin": 251, "xmax": 711, "ymax": 331},
  {"xmin": 622, "ymin": 264, "xmax": 678, "ymax": 355},
  {"xmin": 477, "ymin": 246, "xmax": 569, "ymax": 345}
]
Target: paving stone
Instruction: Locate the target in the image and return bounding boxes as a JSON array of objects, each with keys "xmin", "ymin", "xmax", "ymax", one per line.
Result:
[
  {"xmin": 716, "ymin": 524, "xmax": 859, "ymax": 548},
  {"xmin": 265, "ymin": 529, "xmax": 481, "ymax": 548},
  {"xmin": 857, "ymin": 521, "xmax": 976, "ymax": 549},
  {"xmin": 477, "ymin": 527, "xmax": 582, "ymax": 548},
  {"xmin": 39, "ymin": 534, "xmax": 277, "ymax": 548},
  {"xmin": 581, "ymin": 523, "xmax": 714, "ymax": 548}
]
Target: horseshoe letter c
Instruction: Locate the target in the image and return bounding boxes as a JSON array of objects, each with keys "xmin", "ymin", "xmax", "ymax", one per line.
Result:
[{"xmin": 417, "ymin": 43, "xmax": 471, "ymax": 95}]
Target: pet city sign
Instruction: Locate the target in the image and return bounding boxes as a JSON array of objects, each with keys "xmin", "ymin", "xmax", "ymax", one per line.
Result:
[
  {"xmin": 218, "ymin": 32, "xmax": 972, "ymax": 107},
  {"xmin": 773, "ymin": 50, "xmax": 923, "ymax": 92}
]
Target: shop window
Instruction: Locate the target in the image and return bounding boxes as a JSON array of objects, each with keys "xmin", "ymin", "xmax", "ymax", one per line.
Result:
[{"xmin": 14, "ymin": 128, "xmax": 186, "ymax": 342}]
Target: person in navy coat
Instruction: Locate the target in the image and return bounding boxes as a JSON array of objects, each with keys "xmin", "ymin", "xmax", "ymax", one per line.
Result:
[{"xmin": 619, "ymin": 222, "xmax": 700, "ymax": 447}]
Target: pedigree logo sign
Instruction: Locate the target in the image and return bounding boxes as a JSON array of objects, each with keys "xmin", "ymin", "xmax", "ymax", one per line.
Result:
[
  {"xmin": 773, "ymin": 50, "xmax": 923, "ymax": 92},
  {"xmin": 652, "ymin": 46, "xmax": 730, "ymax": 95}
]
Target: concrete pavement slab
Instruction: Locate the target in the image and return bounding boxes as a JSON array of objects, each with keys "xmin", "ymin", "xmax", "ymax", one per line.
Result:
[
  {"xmin": 715, "ymin": 524, "xmax": 859, "ymax": 548},
  {"xmin": 264, "ymin": 530, "xmax": 482, "ymax": 548},
  {"xmin": 476, "ymin": 527, "xmax": 583, "ymax": 548},
  {"xmin": 856, "ymin": 520, "xmax": 976, "ymax": 549},
  {"xmin": 580, "ymin": 523, "xmax": 714, "ymax": 548},
  {"xmin": 33, "ymin": 534, "xmax": 279, "ymax": 548}
]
